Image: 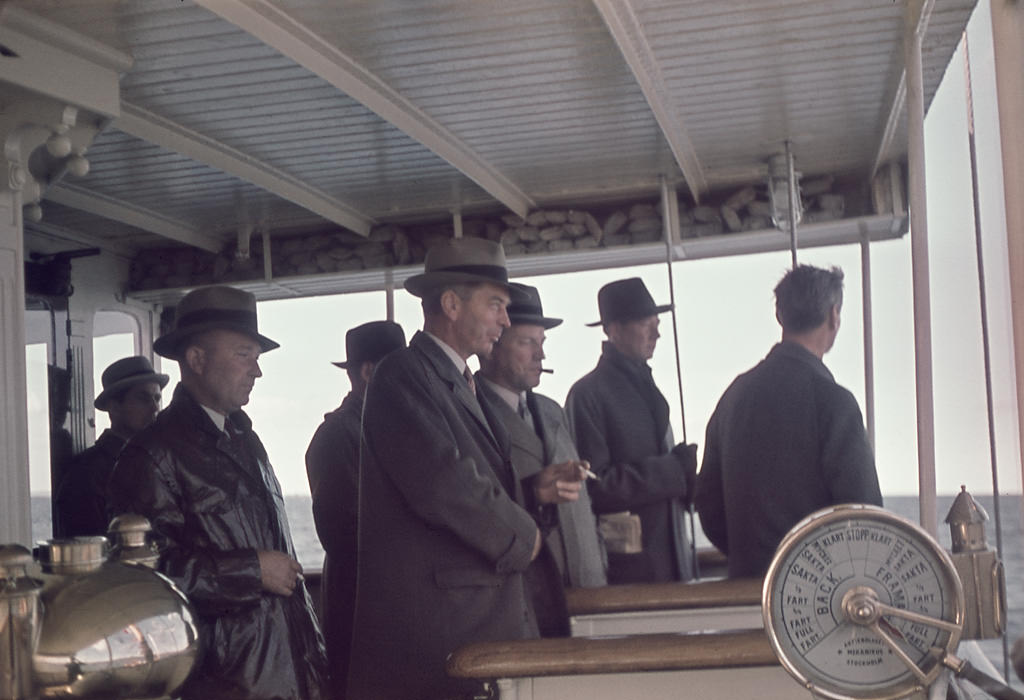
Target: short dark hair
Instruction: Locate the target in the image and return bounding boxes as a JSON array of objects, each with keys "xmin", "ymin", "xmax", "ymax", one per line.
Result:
[
  {"xmin": 774, "ymin": 264, "xmax": 844, "ymax": 333},
  {"xmin": 421, "ymin": 282, "xmax": 478, "ymax": 316}
]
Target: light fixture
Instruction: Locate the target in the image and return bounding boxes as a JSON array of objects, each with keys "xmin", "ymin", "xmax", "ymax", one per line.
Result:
[{"xmin": 767, "ymin": 146, "xmax": 802, "ymax": 234}]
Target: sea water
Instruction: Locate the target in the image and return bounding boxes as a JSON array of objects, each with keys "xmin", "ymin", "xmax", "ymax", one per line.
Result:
[{"xmin": 30, "ymin": 492, "xmax": 1024, "ymax": 688}]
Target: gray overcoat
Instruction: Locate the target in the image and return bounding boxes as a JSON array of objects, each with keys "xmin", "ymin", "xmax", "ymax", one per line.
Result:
[
  {"xmin": 348, "ymin": 332, "xmax": 539, "ymax": 700},
  {"xmin": 478, "ymin": 381, "xmax": 608, "ymax": 588}
]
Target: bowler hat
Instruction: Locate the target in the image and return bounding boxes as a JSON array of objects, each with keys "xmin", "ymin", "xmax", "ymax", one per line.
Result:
[
  {"xmin": 585, "ymin": 277, "xmax": 673, "ymax": 326},
  {"xmin": 94, "ymin": 356, "xmax": 169, "ymax": 411},
  {"xmin": 333, "ymin": 320, "xmax": 407, "ymax": 369},
  {"xmin": 403, "ymin": 237, "xmax": 528, "ymax": 301},
  {"xmin": 153, "ymin": 285, "xmax": 279, "ymax": 360},
  {"xmin": 507, "ymin": 283, "xmax": 562, "ymax": 329}
]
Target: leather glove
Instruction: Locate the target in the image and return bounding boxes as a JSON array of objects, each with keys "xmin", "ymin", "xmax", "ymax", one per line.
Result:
[{"xmin": 671, "ymin": 442, "xmax": 698, "ymax": 505}]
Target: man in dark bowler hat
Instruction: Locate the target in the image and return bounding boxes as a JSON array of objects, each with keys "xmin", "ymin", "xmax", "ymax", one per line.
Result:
[
  {"xmin": 695, "ymin": 265, "xmax": 881, "ymax": 578},
  {"xmin": 348, "ymin": 238, "xmax": 544, "ymax": 700},
  {"xmin": 566, "ymin": 277, "xmax": 698, "ymax": 584},
  {"xmin": 54, "ymin": 355, "xmax": 168, "ymax": 537},
  {"xmin": 305, "ymin": 319, "xmax": 405, "ymax": 700},
  {"xmin": 109, "ymin": 285, "xmax": 328, "ymax": 700},
  {"xmin": 477, "ymin": 283, "xmax": 607, "ymax": 634}
]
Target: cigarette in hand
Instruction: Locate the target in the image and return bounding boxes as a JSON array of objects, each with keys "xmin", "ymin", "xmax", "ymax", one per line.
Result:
[{"xmin": 579, "ymin": 461, "xmax": 600, "ymax": 480}]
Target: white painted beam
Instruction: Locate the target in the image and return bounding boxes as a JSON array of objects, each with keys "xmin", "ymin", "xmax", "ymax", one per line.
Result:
[
  {"xmin": 194, "ymin": 0, "xmax": 535, "ymax": 219},
  {"xmin": 592, "ymin": 0, "xmax": 707, "ymax": 205},
  {"xmin": 871, "ymin": 0, "xmax": 936, "ymax": 177},
  {"xmin": 115, "ymin": 103, "xmax": 374, "ymax": 236},
  {"xmin": 26, "ymin": 218, "xmax": 136, "ymax": 259},
  {"xmin": 0, "ymin": 5, "xmax": 131, "ymax": 119},
  {"xmin": 46, "ymin": 183, "xmax": 223, "ymax": 253}
]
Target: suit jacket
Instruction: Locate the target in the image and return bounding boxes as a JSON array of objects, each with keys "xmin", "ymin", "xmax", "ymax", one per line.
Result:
[
  {"xmin": 109, "ymin": 385, "xmax": 328, "ymax": 700},
  {"xmin": 695, "ymin": 341, "xmax": 883, "ymax": 577},
  {"xmin": 304, "ymin": 390, "xmax": 362, "ymax": 700},
  {"xmin": 348, "ymin": 332, "xmax": 539, "ymax": 700},
  {"xmin": 477, "ymin": 379, "xmax": 607, "ymax": 588},
  {"xmin": 566, "ymin": 342, "xmax": 693, "ymax": 584}
]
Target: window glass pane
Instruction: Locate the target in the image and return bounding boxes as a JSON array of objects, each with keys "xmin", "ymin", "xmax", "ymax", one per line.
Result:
[
  {"xmin": 92, "ymin": 332, "xmax": 136, "ymax": 434},
  {"xmin": 26, "ymin": 342, "xmax": 51, "ymax": 542}
]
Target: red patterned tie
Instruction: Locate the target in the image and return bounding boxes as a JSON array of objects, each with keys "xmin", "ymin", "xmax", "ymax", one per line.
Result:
[{"xmin": 463, "ymin": 366, "xmax": 476, "ymax": 397}]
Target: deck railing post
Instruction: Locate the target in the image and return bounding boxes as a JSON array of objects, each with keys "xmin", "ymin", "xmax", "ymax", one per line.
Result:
[{"xmin": 905, "ymin": 0, "xmax": 938, "ymax": 536}]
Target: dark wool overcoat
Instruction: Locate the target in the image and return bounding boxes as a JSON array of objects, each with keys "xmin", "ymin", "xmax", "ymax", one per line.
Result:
[
  {"xmin": 55, "ymin": 429, "xmax": 125, "ymax": 537},
  {"xmin": 565, "ymin": 342, "xmax": 693, "ymax": 584},
  {"xmin": 348, "ymin": 332, "xmax": 539, "ymax": 700},
  {"xmin": 305, "ymin": 390, "xmax": 362, "ymax": 700},
  {"xmin": 109, "ymin": 384, "xmax": 328, "ymax": 700},
  {"xmin": 695, "ymin": 341, "xmax": 883, "ymax": 578}
]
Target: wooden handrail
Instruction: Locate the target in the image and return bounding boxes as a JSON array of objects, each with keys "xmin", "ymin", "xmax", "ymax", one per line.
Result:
[
  {"xmin": 565, "ymin": 577, "xmax": 763, "ymax": 616},
  {"xmin": 447, "ymin": 628, "xmax": 777, "ymax": 679}
]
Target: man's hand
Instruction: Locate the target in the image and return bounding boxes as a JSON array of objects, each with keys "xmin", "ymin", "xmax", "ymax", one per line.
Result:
[
  {"xmin": 533, "ymin": 460, "xmax": 586, "ymax": 505},
  {"xmin": 258, "ymin": 550, "xmax": 303, "ymax": 596},
  {"xmin": 531, "ymin": 528, "xmax": 543, "ymax": 561},
  {"xmin": 672, "ymin": 442, "xmax": 699, "ymax": 504}
]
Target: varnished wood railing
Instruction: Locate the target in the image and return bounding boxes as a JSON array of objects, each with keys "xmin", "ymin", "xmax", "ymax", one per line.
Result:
[
  {"xmin": 446, "ymin": 628, "xmax": 777, "ymax": 680},
  {"xmin": 565, "ymin": 576, "xmax": 763, "ymax": 616}
]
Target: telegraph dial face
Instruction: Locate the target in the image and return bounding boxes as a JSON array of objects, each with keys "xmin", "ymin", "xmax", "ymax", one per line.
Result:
[{"xmin": 763, "ymin": 504, "xmax": 964, "ymax": 700}]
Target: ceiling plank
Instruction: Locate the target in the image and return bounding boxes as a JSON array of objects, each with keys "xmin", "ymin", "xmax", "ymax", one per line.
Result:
[
  {"xmin": 591, "ymin": 0, "xmax": 707, "ymax": 204},
  {"xmin": 46, "ymin": 183, "xmax": 224, "ymax": 253},
  {"xmin": 115, "ymin": 102, "xmax": 375, "ymax": 236},
  {"xmin": 194, "ymin": 0, "xmax": 535, "ymax": 219}
]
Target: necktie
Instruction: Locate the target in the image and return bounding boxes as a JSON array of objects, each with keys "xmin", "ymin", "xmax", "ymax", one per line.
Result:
[
  {"xmin": 518, "ymin": 394, "xmax": 534, "ymax": 428},
  {"xmin": 463, "ymin": 366, "xmax": 476, "ymax": 397}
]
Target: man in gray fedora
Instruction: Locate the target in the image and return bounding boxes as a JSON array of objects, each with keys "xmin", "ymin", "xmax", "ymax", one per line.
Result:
[
  {"xmin": 348, "ymin": 238, "xmax": 544, "ymax": 700},
  {"xmin": 109, "ymin": 285, "xmax": 328, "ymax": 700},
  {"xmin": 305, "ymin": 319, "xmax": 406, "ymax": 700},
  {"xmin": 54, "ymin": 355, "xmax": 168, "ymax": 537},
  {"xmin": 477, "ymin": 282, "xmax": 607, "ymax": 635},
  {"xmin": 566, "ymin": 277, "xmax": 698, "ymax": 585}
]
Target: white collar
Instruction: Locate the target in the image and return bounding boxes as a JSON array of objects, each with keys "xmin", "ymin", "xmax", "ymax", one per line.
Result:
[
  {"xmin": 424, "ymin": 331, "xmax": 468, "ymax": 374},
  {"xmin": 477, "ymin": 375, "xmax": 520, "ymax": 412}
]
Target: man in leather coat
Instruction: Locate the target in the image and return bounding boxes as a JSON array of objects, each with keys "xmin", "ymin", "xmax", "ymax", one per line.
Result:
[{"xmin": 109, "ymin": 285, "xmax": 328, "ymax": 700}]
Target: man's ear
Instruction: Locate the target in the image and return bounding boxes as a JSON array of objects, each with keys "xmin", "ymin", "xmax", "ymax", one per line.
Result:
[
  {"xmin": 829, "ymin": 304, "xmax": 841, "ymax": 331},
  {"xmin": 184, "ymin": 344, "xmax": 205, "ymax": 375},
  {"xmin": 440, "ymin": 288, "xmax": 461, "ymax": 321}
]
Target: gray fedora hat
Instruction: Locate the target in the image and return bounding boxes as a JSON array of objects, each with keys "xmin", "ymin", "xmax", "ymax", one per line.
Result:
[
  {"xmin": 403, "ymin": 237, "xmax": 529, "ymax": 301},
  {"xmin": 585, "ymin": 277, "xmax": 673, "ymax": 327},
  {"xmin": 507, "ymin": 283, "xmax": 562, "ymax": 329},
  {"xmin": 153, "ymin": 285, "xmax": 280, "ymax": 360},
  {"xmin": 94, "ymin": 356, "xmax": 169, "ymax": 411},
  {"xmin": 333, "ymin": 320, "xmax": 407, "ymax": 369}
]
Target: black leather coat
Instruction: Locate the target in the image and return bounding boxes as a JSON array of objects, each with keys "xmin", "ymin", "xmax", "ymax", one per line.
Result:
[{"xmin": 109, "ymin": 384, "xmax": 328, "ymax": 700}]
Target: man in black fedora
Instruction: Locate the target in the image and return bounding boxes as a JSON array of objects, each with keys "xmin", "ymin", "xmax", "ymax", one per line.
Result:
[
  {"xmin": 566, "ymin": 277, "xmax": 698, "ymax": 584},
  {"xmin": 348, "ymin": 238, "xmax": 544, "ymax": 700},
  {"xmin": 109, "ymin": 285, "xmax": 328, "ymax": 700},
  {"xmin": 695, "ymin": 265, "xmax": 881, "ymax": 578},
  {"xmin": 305, "ymin": 319, "xmax": 405, "ymax": 700},
  {"xmin": 477, "ymin": 283, "xmax": 607, "ymax": 635},
  {"xmin": 54, "ymin": 355, "xmax": 168, "ymax": 537}
]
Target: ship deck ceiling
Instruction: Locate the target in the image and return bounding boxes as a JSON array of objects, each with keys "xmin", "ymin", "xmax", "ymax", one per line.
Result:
[{"xmin": 6, "ymin": 0, "xmax": 978, "ymax": 300}]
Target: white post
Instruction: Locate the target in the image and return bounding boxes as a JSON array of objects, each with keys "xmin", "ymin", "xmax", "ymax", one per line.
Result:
[
  {"xmin": 905, "ymin": 0, "xmax": 938, "ymax": 536},
  {"xmin": 0, "ymin": 186, "xmax": 31, "ymax": 545},
  {"xmin": 989, "ymin": 1, "xmax": 1024, "ymax": 507}
]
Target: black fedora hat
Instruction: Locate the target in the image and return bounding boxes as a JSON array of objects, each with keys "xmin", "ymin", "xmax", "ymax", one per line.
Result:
[
  {"xmin": 403, "ymin": 237, "xmax": 529, "ymax": 301},
  {"xmin": 153, "ymin": 285, "xmax": 279, "ymax": 360},
  {"xmin": 94, "ymin": 356, "xmax": 169, "ymax": 411},
  {"xmin": 333, "ymin": 320, "xmax": 407, "ymax": 369},
  {"xmin": 585, "ymin": 277, "xmax": 673, "ymax": 327},
  {"xmin": 507, "ymin": 283, "xmax": 562, "ymax": 329}
]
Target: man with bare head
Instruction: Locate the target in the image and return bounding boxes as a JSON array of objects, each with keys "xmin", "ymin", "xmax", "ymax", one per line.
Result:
[
  {"xmin": 695, "ymin": 264, "xmax": 882, "ymax": 578},
  {"xmin": 109, "ymin": 285, "xmax": 327, "ymax": 700},
  {"xmin": 349, "ymin": 238, "xmax": 545, "ymax": 700}
]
